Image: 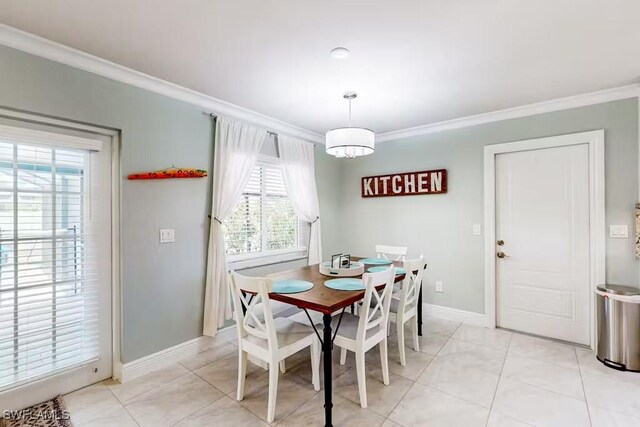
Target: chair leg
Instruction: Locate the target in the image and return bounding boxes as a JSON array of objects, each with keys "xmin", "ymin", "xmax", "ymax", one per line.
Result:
[
  {"xmin": 267, "ymin": 360, "xmax": 279, "ymax": 423},
  {"xmin": 380, "ymin": 338, "xmax": 390, "ymax": 386},
  {"xmin": 310, "ymin": 340, "xmax": 320, "ymax": 391},
  {"xmin": 340, "ymin": 347, "xmax": 347, "ymax": 365},
  {"xmin": 237, "ymin": 350, "xmax": 248, "ymax": 401},
  {"xmin": 397, "ymin": 319, "xmax": 407, "ymax": 366},
  {"xmin": 411, "ymin": 317, "xmax": 420, "ymax": 352},
  {"xmin": 280, "ymin": 360, "xmax": 286, "ymax": 373},
  {"xmin": 355, "ymin": 350, "xmax": 367, "ymax": 408}
]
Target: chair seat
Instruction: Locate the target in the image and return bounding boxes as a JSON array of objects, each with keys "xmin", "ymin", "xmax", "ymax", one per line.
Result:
[
  {"xmin": 245, "ymin": 317, "xmax": 315, "ymax": 350},
  {"xmin": 329, "ymin": 312, "xmax": 383, "ymax": 341}
]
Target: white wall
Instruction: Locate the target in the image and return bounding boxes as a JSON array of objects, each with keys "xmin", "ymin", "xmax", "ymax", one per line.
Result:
[{"xmin": 321, "ymin": 98, "xmax": 639, "ymax": 314}]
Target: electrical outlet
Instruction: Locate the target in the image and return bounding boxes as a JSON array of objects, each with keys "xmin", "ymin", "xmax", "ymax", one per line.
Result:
[
  {"xmin": 435, "ymin": 280, "xmax": 444, "ymax": 293},
  {"xmin": 609, "ymin": 225, "xmax": 629, "ymax": 239},
  {"xmin": 160, "ymin": 228, "xmax": 175, "ymax": 243}
]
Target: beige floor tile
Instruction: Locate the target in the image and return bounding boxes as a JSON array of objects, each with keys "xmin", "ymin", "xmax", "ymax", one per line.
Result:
[
  {"xmin": 582, "ymin": 372, "xmax": 640, "ymax": 418},
  {"xmin": 288, "ymin": 349, "xmax": 350, "ymax": 388},
  {"xmin": 589, "ymin": 404, "xmax": 640, "ymax": 427},
  {"xmin": 65, "ymin": 382, "xmax": 122, "ymax": 424},
  {"xmin": 417, "ymin": 355, "xmax": 500, "ymax": 407},
  {"xmin": 106, "ymin": 363, "xmax": 189, "ymax": 404},
  {"xmin": 125, "ymin": 373, "xmax": 224, "ymax": 426},
  {"xmin": 436, "ymin": 338, "xmax": 507, "ymax": 375},
  {"xmin": 387, "ymin": 346, "xmax": 434, "ymax": 381},
  {"xmin": 277, "ymin": 393, "xmax": 385, "ymax": 427},
  {"xmin": 421, "ymin": 316, "xmax": 461, "ymax": 337},
  {"xmin": 70, "ymin": 405, "xmax": 138, "ymax": 427},
  {"xmin": 380, "ymin": 419, "xmax": 403, "ymax": 427},
  {"xmin": 501, "ymin": 354, "xmax": 584, "ymax": 400},
  {"xmin": 388, "ymin": 331, "xmax": 449, "ymax": 356},
  {"xmin": 452, "ymin": 324, "xmax": 512, "ymax": 351},
  {"xmin": 576, "ymin": 347, "xmax": 640, "ymax": 386},
  {"xmin": 486, "ymin": 411, "xmax": 534, "ymax": 426},
  {"xmin": 492, "ymin": 377, "xmax": 590, "ymax": 426},
  {"xmin": 333, "ymin": 366, "xmax": 414, "ymax": 417},
  {"xmin": 238, "ymin": 370, "xmax": 319, "ymax": 423},
  {"xmin": 388, "ymin": 382, "xmax": 489, "ymax": 427},
  {"xmin": 179, "ymin": 342, "xmax": 237, "ymax": 371},
  {"xmin": 175, "ymin": 395, "xmax": 268, "ymax": 427},
  {"xmin": 508, "ymin": 334, "xmax": 577, "ymax": 369},
  {"xmin": 194, "ymin": 353, "xmax": 264, "ymax": 394}
]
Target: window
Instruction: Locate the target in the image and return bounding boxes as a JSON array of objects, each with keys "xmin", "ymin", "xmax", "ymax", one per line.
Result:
[
  {"xmin": 223, "ymin": 158, "xmax": 304, "ymax": 262},
  {"xmin": 0, "ymin": 130, "xmax": 100, "ymax": 391}
]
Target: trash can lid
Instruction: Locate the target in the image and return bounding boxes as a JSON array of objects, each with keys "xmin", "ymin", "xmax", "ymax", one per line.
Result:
[{"xmin": 597, "ymin": 284, "xmax": 640, "ymax": 296}]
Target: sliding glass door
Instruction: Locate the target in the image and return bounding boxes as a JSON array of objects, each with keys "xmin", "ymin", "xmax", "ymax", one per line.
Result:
[{"xmin": 0, "ymin": 121, "xmax": 112, "ymax": 410}]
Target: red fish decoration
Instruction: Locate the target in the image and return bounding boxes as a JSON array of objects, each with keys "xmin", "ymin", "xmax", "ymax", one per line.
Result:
[{"xmin": 128, "ymin": 167, "xmax": 208, "ymax": 180}]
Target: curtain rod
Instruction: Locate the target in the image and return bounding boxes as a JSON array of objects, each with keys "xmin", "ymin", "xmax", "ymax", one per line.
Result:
[
  {"xmin": 208, "ymin": 113, "xmax": 277, "ymax": 137},
  {"xmin": 207, "ymin": 112, "xmax": 317, "ymax": 146}
]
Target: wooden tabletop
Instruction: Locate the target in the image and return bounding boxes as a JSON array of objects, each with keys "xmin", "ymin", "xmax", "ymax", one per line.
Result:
[{"xmin": 266, "ymin": 256, "xmax": 404, "ymax": 315}]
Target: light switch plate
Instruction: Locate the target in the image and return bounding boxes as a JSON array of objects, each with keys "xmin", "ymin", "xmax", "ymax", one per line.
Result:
[
  {"xmin": 472, "ymin": 224, "xmax": 481, "ymax": 236},
  {"xmin": 609, "ymin": 225, "xmax": 629, "ymax": 239},
  {"xmin": 160, "ymin": 228, "xmax": 175, "ymax": 243},
  {"xmin": 435, "ymin": 281, "xmax": 444, "ymax": 293}
]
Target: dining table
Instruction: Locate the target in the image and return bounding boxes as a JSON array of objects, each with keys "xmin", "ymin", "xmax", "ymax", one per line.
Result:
[{"xmin": 265, "ymin": 256, "xmax": 424, "ymax": 427}]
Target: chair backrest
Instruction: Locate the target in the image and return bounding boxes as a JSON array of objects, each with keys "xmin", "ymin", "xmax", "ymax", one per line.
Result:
[
  {"xmin": 399, "ymin": 256, "xmax": 427, "ymax": 314},
  {"xmin": 357, "ymin": 267, "xmax": 396, "ymax": 339},
  {"xmin": 375, "ymin": 244, "xmax": 408, "ymax": 261},
  {"xmin": 229, "ymin": 271, "xmax": 278, "ymax": 349}
]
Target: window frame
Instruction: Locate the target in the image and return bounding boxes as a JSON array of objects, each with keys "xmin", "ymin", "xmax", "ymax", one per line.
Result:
[{"xmin": 225, "ymin": 154, "xmax": 307, "ymax": 270}]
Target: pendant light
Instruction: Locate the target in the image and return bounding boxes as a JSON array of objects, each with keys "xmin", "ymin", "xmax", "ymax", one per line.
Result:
[{"xmin": 326, "ymin": 92, "xmax": 375, "ymax": 158}]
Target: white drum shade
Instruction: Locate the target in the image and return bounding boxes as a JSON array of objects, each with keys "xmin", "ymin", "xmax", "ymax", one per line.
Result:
[{"xmin": 325, "ymin": 127, "xmax": 375, "ymax": 158}]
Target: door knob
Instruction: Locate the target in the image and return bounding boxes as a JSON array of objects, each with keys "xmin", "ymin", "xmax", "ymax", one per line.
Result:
[{"xmin": 497, "ymin": 251, "xmax": 508, "ymax": 259}]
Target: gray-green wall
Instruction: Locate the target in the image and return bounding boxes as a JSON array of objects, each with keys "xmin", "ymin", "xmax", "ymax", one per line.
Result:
[
  {"xmin": 0, "ymin": 45, "xmax": 341, "ymax": 362},
  {"xmin": 335, "ymin": 99, "xmax": 639, "ymax": 314}
]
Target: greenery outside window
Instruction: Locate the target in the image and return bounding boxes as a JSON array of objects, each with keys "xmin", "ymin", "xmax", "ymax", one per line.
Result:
[{"xmin": 223, "ymin": 156, "xmax": 305, "ymax": 266}]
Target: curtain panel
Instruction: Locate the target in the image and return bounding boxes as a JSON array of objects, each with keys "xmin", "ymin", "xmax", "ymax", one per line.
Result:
[
  {"xmin": 278, "ymin": 135, "xmax": 323, "ymax": 265},
  {"xmin": 203, "ymin": 117, "xmax": 266, "ymax": 336}
]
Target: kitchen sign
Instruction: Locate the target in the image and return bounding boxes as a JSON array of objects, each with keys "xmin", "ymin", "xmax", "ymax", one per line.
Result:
[{"xmin": 361, "ymin": 169, "xmax": 447, "ymax": 198}]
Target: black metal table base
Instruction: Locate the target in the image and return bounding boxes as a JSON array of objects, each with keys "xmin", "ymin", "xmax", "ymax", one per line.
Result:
[
  {"xmin": 418, "ymin": 285, "xmax": 423, "ymax": 336},
  {"xmin": 322, "ymin": 313, "xmax": 333, "ymax": 427}
]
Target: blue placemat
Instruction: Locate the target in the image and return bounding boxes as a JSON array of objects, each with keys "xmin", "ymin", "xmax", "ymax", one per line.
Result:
[
  {"xmin": 368, "ymin": 266, "xmax": 406, "ymax": 275},
  {"xmin": 273, "ymin": 279, "xmax": 314, "ymax": 294},
  {"xmin": 324, "ymin": 278, "xmax": 365, "ymax": 291},
  {"xmin": 359, "ymin": 258, "xmax": 393, "ymax": 265}
]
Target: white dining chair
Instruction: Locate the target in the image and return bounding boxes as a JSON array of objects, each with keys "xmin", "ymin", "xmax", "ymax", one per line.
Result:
[
  {"xmin": 375, "ymin": 244, "xmax": 408, "ymax": 261},
  {"xmin": 229, "ymin": 271, "xmax": 320, "ymax": 423},
  {"xmin": 334, "ymin": 268, "xmax": 396, "ymax": 408},
  {"xmin": 388, "ymin": 256, "xmax": 426, "ymax": 366}
]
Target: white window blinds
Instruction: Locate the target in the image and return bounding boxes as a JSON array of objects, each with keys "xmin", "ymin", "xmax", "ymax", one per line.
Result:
[
  {"xmin": 224, "ymin": 160, "xmax": 300, "ymax": 258},
  {"xmin": 0, "ymin": 136, "xmax": 98, "ymax": 391}
]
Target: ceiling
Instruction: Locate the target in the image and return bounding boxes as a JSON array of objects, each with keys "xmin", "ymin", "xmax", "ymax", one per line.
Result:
[{"xmin": 2, "ymin": 0, "xmax": 640, "ymax": 135}]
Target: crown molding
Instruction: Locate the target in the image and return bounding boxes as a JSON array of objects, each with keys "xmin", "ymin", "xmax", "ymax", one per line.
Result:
[
  {"xmin": 0, "ymin": 25, "xmax": 324, "ymax": 144},
  {"xmin": 377, "ymin": 84, "xmax": 640, "ymax": 143}
]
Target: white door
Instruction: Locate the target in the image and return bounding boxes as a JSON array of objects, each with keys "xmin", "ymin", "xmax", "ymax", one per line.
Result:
[
  {"xmin": 0, "ymin": 122, "xmax": 112, "ymax": 410},
  {"xmin": 496, "ymin": 144, "xmax": 590, "ymax": 345}
]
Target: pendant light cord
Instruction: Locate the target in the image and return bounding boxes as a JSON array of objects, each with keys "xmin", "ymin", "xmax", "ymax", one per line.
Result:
[{"xmin": 348, "ymin": 98, "xmax": 352, "ymax": 127}]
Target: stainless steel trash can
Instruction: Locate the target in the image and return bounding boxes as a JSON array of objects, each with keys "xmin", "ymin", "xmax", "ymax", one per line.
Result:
[{"xmin": 596, "ymin": 284, "xmax": 640, "ymax": 371}]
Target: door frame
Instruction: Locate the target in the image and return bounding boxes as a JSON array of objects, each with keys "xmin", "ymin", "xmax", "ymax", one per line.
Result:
[
  {"xmin": 0, "ymin": 107, "xmax": 122, "ymax": 404},
  {"xmin": 483, "ymin": 130, "xmax": 605, "ymax": 349}
]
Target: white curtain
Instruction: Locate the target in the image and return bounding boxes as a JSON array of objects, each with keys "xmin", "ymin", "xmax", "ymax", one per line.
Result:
[
  {"xmin": 203, "ymin": 117, "xmax": 266, "ymax": 336},
  {"xmin": 278, "ymin": 135, "xmax": 323, "ymax": 265}
]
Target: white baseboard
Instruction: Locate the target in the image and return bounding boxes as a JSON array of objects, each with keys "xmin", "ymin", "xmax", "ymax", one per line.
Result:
[
  {"xmin": 423, "ymin": 303, "xmax": 488, "ymax": 327},
  {"xmin": 119, "ymin": 325, "xmax": 236, "ymax": 383}
]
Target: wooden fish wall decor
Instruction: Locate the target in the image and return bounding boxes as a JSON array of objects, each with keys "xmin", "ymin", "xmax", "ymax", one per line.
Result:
[{"xmin": 128, "ymin": 166, "xmax": 208, "ymax": 180}]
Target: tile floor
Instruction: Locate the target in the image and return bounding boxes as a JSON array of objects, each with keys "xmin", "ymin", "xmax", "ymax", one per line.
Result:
[{"xmin": 64, "ymin": 317, "xmax": 640, "ymax": 426}]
